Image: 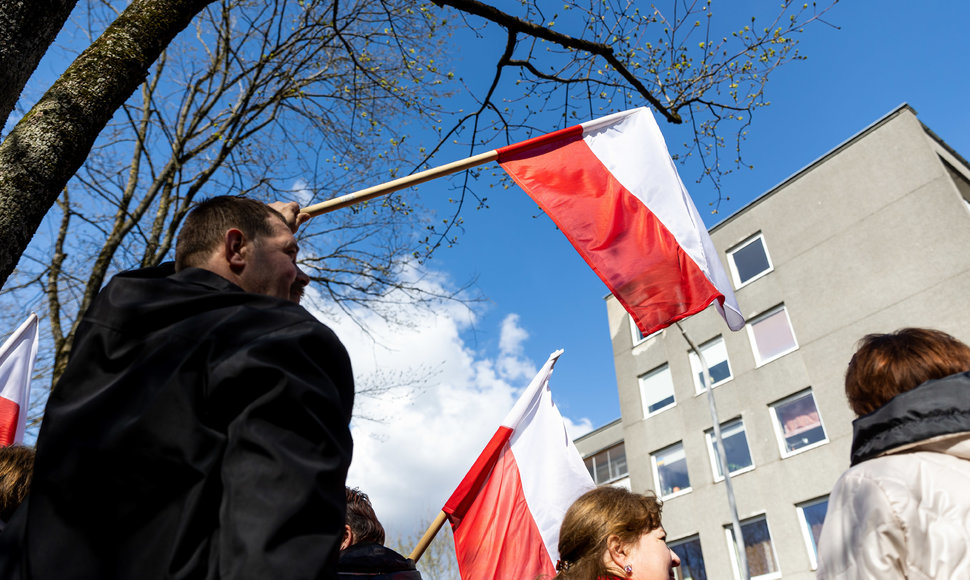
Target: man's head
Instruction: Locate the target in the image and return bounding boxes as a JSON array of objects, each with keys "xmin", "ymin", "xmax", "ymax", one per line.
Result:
[
  {"xmin": 342, "ymin": 487, "xmax": 385, "ymax": 550},
  {"xmin": 175, "ymin": 196, "xmax": 309, "ymax": 303}
]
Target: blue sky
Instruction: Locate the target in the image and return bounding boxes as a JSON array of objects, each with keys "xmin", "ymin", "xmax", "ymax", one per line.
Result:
[
  {"xmin": 341, "ymin": 0, "xmax": 970, "ymax": 542},
  {"xmin": 6, "ymin": 0, "xmax": 970, "ymax": 551},
  {"xmin": 426, "ymin": 0, "xmax": 970, "ymax": 431}
]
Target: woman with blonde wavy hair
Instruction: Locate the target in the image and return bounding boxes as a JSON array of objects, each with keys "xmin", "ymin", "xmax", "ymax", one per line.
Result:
[{"xmin": 555, "ymin": 486, "xmax": 680, "ymax": 580}]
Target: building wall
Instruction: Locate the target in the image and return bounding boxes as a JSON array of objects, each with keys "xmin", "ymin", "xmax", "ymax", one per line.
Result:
[
  {"xmin": 572, "ymin": 418, "xmax": 631, "ymax": 489},
  {"xmin": 593, "ymin": 105, "xmax": 970, "ymax": 579}
]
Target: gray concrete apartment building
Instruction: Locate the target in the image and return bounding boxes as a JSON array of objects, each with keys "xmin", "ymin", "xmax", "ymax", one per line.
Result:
[{"xmin": 574, "ymin": 104, "xmax": 970, "ymax": 580}]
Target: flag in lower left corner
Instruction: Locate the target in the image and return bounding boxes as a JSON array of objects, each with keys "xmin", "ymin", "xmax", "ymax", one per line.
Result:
[
  {"xmin": 442, "ymin": 349, "xmax": 595, "ymax": 580},
  {"xmin": 0, "ymin": 313, "xmax": 40, "ymax": 446}
]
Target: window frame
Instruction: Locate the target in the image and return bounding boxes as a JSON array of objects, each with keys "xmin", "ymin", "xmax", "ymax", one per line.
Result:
[
  {"xmin": 630, "ymin": 314, "xmax": 663, "ymax": 346},
  {"xmin": 704, "ymin": 417, "xmax": 755, "ymax": 482},
  {"xmin": 727, "ymin": 232, "xmax": 774, "ymax": 289},
  {"xmin": 688, "ymin": 335, "xmax": 733, "ymax": 394},
  {"xmin": 583, "ymin": 442, "xmax": 629, "ymax": 485},
  {"xmin": 651, "ymin": 441, "xmax": 692, "ymax": 500},
  {"xmin": 724, "ymin": 515, "xmax": 781, "ymax": 580},
  {"xmin": 639, "ymin": 363, "xmax": 676, "ymax": 418},
  {"xmin": 796, "ymin": 496, "xmax": 829, "ymax": 570},
  {"xmin": 746, "ymin": 304, "xmax": 799, "ymax": 367},
  {"xmin": 669, "ymin": 534, "xmax": 707, "ymax": 580},
  {"xmin": 769, "ymin": 388, "xmax": 829, "ymax": 458}
]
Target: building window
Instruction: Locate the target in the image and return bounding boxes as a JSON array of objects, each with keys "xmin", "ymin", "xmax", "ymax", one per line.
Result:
[
  {"xmin": 631, "ymin": 314, "xmax": 662, "ymax": 345},
  {"xmin": 689, "ymin": 335, "xmax": 733, "ymax": 393},
  {"xmin": 727, "ymin": 232, "xmax": 773, "ymax": 288},
  {"xmin": 670, "ymin": 535, "xmax": 707, "ymax": 580},
  {"xmin": 584, "ymin": 442, "xmax": 629, "ymax": 485},
  {"xmin": 746, "ymin": 305, "xmax": 798, "ymax": 366},
  {"xmin": 770, "ymin": 389, "xmax": 828, "ymax": 457},
  {"xmin": 725, "ymin": 515, "xmax": 780, "ymax": 580},
  {"xmin": 640, "ymin": 364, "xmax": 676, "ymax": 417},
  {"xmin": 705, "ymin": 418, "xmax": 754, "ymax": 480},
  {"xmin": 797, "ymin": 496, "xmax": 829, "ymax": 570},
  {"xmin": 652, "ymin": 442, "xmax": 691, "ymax": 499}
]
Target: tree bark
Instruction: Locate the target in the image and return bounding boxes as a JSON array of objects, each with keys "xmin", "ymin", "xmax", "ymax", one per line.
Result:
[
  {"xmin": 0, "ymin": 0, "xmax": 215, "ymax": 289},
  {"xmin": 0, "ymin": 0, "xmax": 78, "ymax": 131}
]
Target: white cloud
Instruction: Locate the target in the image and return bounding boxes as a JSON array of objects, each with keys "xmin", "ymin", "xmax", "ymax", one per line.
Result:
[
  {"xmin": 561, "ymin": 415, "xmax": 595, "ymax": 442},
  {"xmin": 496, "ymin": 313, "xmax": 535, "ymax": 382},
  {"xmin": 304, "ymin": 262, "xmax": 592, "ymax": 544},
  {"xmin": 288, "ymin": 178, "xmax": 314, "ymax": 206},
  {"xmin": 498, "ymin": 313, "xmax": 528, "ymax": 355}
]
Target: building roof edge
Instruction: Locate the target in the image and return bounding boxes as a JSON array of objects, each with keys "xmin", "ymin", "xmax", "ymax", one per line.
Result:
[
  {"xmin": 572, "ymin": 416, "xmax": 623, "ymax": 444},
  {"xmin": 709, "ymin": 103, "xmax": 917, "ymax": 233},
  {"xmin": 921, "ymin": 122, "xmax": 970, "ymax": 174}
]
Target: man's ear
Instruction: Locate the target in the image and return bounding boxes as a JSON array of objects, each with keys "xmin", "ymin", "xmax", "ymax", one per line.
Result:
[
  {"xmin": 224, "ymin": 228, "xmax": 248, "ymax": 272},
  {"xmin": 340, "ymin": 524, "xmax": 354, "ymax": 551}
]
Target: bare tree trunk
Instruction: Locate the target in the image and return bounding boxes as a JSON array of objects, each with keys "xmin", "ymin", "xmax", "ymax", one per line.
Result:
[
  {"xmin": 0, "ymin": 0, "xmax": 78, "ymax": 130},
  {"xmin": 0, "ymin": 0, "xmax": 215, "ymax": 290}
]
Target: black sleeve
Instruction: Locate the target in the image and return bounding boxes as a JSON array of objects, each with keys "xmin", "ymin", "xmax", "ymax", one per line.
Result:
[{"xmin": 211, "ymin": 319, "xmax": 354, "ymax": 579}]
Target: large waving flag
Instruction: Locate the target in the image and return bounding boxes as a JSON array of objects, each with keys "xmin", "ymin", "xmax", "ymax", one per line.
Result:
[
  {"xmin": 497, "ymin": 107, "xmax": 744, "ymax": 336},
  {"xmin": 0, "ymin": 313, "xmax": 40, "ymax": 445},
  {"xmin": 443, "ymin": 350, "xmax": 594, "ymax": 580}
]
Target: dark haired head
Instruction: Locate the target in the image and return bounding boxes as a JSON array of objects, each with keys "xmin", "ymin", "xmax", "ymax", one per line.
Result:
[
  {"xmin": 175, "ymin": 196, "xmax": 286, "ymax": 271},
  {"xmin": 845, "ymin": 327, "xmax": 970, "ymax": 416},
  {"xmin": 345, "ymin": 487, "xmax": 385, "ymax": 546}
]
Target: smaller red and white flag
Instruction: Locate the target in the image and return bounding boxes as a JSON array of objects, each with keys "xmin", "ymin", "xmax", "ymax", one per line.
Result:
[
  {"xmin": 443, "ymin": 350, "xmax": 594, "ymax": 580},
  {"xmin": 0, "ymin": 313, "xmax": 40, "ymax": 446},
  {"xmin": 497, "ymin": 107, "xmax": 744, "ymax": 336}
]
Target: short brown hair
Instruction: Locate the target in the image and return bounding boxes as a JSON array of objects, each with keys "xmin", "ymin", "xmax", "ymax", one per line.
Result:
[
  {"xmin": 0, "ymin": 445, "xmax": 34, "ymax": 521},
  {"xmin": 556, "ymin": 486, "xmax": 663, "ymax": 579},
  {"xmin": 174, "ymin": 196, "xmax": 285, "ymax": 271},
  {"xmin": 845, "ymin": 328, "xmax": 970, "ymax": 416},
  {"xmin": 345, "ymin": 487, "xmax": 385, "ymax": 546}
]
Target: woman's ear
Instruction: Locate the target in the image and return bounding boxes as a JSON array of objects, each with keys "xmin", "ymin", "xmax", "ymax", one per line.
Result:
[{"xmin": 605, "ymin": 534, "xmax": 629, "ymax": 567}]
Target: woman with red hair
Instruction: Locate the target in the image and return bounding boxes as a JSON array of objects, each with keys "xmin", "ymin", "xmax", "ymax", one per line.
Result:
[{"xmin": 817, "ymin": 328, "xmax": 970, "ymax": 579}]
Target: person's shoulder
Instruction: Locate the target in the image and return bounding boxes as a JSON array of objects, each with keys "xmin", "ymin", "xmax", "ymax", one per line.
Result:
[
  {"xmin": 338, "ymin": 543, "xmax": 418, "ymax": 574},
  {"xmin": 98, "ymin": 263, "xmax": 227, "ymax": 307},
  {"xmin": 164, "ymin": 266, "xmax": 325, "ymax": 329},
  {"xmin": 839, "ymin": 455, "xmax": 913, "ymax": 485},
  {"xmin": 103, "ymin": 265, "xmax": 341, "ymax": 344},
  {"xmin": 234, "ymin": 297, "xmax": 336, "ymax": 340},
  {"xmin": 832, "ymin": 454, "xmax": 934, "ymax": 515}
]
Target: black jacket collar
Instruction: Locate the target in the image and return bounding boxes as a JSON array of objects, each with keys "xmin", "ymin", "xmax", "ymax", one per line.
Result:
[{"xmin": 850, "ymin": 371, "xmax": 970, "ymax": 466}]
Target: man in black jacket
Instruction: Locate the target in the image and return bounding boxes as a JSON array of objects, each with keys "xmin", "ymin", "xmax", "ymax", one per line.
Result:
[
  {"xmin": 0, "ymin": 196, "xmax": 355, "ymax": 579},
  {"xmin": 338, "ymin": 488, "xmax": 422, "ymax": 580}
]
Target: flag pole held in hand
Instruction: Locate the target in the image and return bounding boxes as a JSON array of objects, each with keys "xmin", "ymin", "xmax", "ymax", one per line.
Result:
[
  {"xmin": 302, "ymin": 107, "xmax": 744, "ymax": 335},
  {"xmin": 300, "ymin": 150, "xmax": 499, "ymax": 218}
]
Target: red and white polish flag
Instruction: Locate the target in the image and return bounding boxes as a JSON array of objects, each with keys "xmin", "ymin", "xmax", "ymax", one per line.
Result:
[
  {"xmin": 497, "ymin": 107, "xmax": 744, "ymax": 336},
  {"xmin": 0, "ymin": 313, "xmax": 39, "ymax": 446},
  {"xmin": 443, "ymin": 350, "xmax": 594, "ymax": 580}
]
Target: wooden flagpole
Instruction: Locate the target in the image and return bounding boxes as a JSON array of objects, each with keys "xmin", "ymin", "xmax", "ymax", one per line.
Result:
[
  {"xmin": 676, "ymin": 322, "xmax": 750, "ymax": 580},
  {"xmin": 408, "ymin": 510, "xmax": 449, "ymax": 563},
  {"xmin": 300, "ymin": 150, "xmax": 500, "ymax": 218}
]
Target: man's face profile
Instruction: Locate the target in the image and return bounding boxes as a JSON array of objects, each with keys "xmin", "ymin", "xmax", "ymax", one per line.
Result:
[{"xmin": 238, "ymin": 217, "xmax": 310, "ymax": 303}]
